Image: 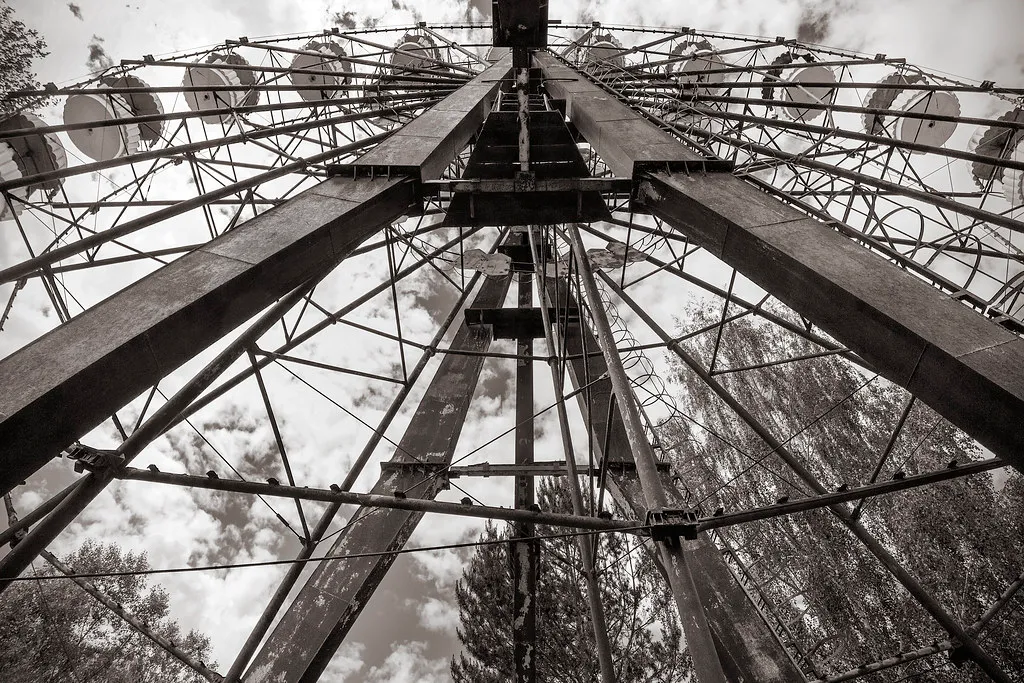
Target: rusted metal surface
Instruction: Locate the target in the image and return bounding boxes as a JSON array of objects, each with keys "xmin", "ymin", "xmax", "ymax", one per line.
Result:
[
  {"xmin": 637, "ymin": 170, "xmax": 1024, "ymax": 475},
  {"xmin": 547, "ymin": 279, "xmax": 806, "ymax": 683},
  {"xmin": 351, "ymin": 54, "xmax": 512, "ymax": 181},
  {"xmin": 511, "ymin": 260, "xmax": 539, "ymax": 683},
  {"xmin": 243, "ymin": 274, "xmax": 510, "ymax": 683},
  {"xmin": 0, "ymin": 176, "xmax": 416, "ymax": 498},
  {"xmin": 533, "ymin": 51, "xmax": 706, "ymax": 178}
]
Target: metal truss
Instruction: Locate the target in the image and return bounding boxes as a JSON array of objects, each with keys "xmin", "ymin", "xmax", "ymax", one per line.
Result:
[{"xmin": 1, "ymin": 14, "xmax": 1022, "ymax": 683}]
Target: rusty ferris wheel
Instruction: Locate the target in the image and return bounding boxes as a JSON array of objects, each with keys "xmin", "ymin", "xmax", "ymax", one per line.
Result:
[{"xmin": 1, "ymin": 2, "xmax": 1023, "ymax": 682}]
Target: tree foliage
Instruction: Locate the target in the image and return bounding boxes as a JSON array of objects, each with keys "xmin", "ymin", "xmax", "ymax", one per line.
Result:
[
  {"xmin": 662, "ymin": 298, "xmax": 1024, "ymax": 681},
  {"xmin": 0, "ymin": 1, "xmax": 48, "ymax": 113},
  {"xmin": 0, "ymin": 540, "xmax": 213, "ymax": 683},
  {"xmin": 451, "ymin": 479, "xmax": 691, "ymax": 682}
]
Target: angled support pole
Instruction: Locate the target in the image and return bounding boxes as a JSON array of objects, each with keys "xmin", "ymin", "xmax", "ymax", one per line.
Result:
[
  {"xmin": 545, "ymin": 279, "xmax": 809, "ymax": 682},
  {"xmin": 242, "ymin": 273, "xmax": 511, "ymax": 683},
  {"xmin": 602, "ymin": 273, "xmax": 1013, "ymax": 683},
  {"xmin": 560, "ymin": 223, "xmax": 727, "ymax": 683}
]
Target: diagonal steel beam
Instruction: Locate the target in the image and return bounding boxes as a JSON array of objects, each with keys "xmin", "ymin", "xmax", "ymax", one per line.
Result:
[
  {"xmin": 535, "ymin": 49, "xmax": 1024, "ymax": 475},
  {"xmin": 243, "ymin": 273, "xmax": 511, "ymax": 683},
  {"xmin": 637, "ymin": 169, "xmax": 1024, "ymax": 475},
  {"xmin": 0, "ymin": 177, "xmax": 415, "ymax": 498},
  {"xmin": 545, "ymin": 277, "xmax": 804, "ymax": 682}
]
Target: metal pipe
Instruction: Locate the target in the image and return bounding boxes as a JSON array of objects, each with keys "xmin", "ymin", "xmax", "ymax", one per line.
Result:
[
  {"xmin": 511, "ymin": 242, "xmax": 538, "ymax": 683},
  {"xmin": 601, "ymin": 272, "xmax": 1014, "ymax": 683},
  {"xmin": 0, "ymin": 481, "xmax": 78, "ymax": 548},
  {"xmin": 651, "ymin": 93, "xmax": 1024, "ymax": 133},
  {"xmin": 0, "ymin": 100, "xmax": 435, "ymax": 194},
  {"xmin": 561, "ymin": 223, "xmax": 727, "ymax": 683},
  {"xmin": 646, "ymin": 100, "xmax": 1024, "ymax": 173},
  {"xmin": 530, "ymin": 228, "xmax": 618, "ymax": 683},
  {"xmin": 693, "ymin": 457, "xmax": 1005, "ymax": 532},
  {"xmin": 119, "ymin": 57, "xmax": 471, "ymax": 84},
  {"xmin": 660, "ymin": 124, "xmax": 1024, "ymax": 235},
  {"xmin": 969, "ymin": 571, "xmax": 1024, "ymax": 636},
  {"xmin": 0, "ymin": 91, "xmax": 453, "ymax": 141}
]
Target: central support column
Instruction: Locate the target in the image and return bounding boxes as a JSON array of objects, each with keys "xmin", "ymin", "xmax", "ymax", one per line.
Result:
[{"xmin": 510, "ymin": 232, "xmax": 539, "ymax": 683}]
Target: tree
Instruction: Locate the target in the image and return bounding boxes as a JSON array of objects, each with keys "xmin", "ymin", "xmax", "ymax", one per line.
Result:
[
  {"xmin": 451, "ymin": 478, "xmax": 691, "ymax": 682},
  {"xmin": 660, "ymin": 297, "xmax": 1024, "ymax": 680},
  {"xmin": 0, "ymin": 1, "xmax": 48, "ymax": 113},
  {"xmin": 0, "ymin": 540, "xmax": 214, "ymax": 683}
]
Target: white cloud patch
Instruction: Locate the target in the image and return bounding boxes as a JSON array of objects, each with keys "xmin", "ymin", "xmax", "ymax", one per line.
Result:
[
  {"xmin": 322, "ymin": 641, "xmax": 367, "ymax": 682},
  {"xmin": 416, "ymin": 596, "xmax": 460, "ymax": 635},
  {"xmin": 364, "ymin": 641, "xmax": 450, "ymax": 683}
]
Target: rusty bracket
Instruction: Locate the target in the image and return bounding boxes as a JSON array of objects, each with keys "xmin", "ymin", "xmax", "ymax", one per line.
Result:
[
  {"xmin": 378, "ymin": 460, "xmax": 451, "ymax": 490},
  {"xmin": 64, "ymin": 443, "xmax": 125, "ymax": 474},
  {"xmin": 645, "ymin": 507, "xmax": 700, "ymax": 541}
]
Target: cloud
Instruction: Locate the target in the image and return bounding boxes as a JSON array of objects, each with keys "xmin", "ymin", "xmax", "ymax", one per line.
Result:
[
  {"xmin": 364, "ymin": 641, "xmax": 449, "ymax": 683},
  {"xmin": 416, "ymin": 597, "xmax": 460, "ymax": 635},
  {"xmin": 85, "ymin": 35, "xmax": 113, "ymax": 73},
  {"xmin": 322, "ymin": 641, "xmax": 366, "ymax": 682},
  {"xmin": 332, "ymin": 10, "xmax": 358, "ymax": 29},
  {"xmin": 67, "ymin": 3, "xmax": 83, "ymax": 20}
]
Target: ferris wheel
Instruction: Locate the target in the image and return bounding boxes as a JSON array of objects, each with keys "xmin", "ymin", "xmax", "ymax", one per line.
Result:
[{"xmin": 1, "ymin": 12, "xmax": 1023, "ymax": 683}]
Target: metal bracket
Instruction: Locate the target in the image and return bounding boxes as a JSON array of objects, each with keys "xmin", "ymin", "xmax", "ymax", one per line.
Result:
[
  {"xmin": 64, "ymin": 444, "xmax": 124, "ymax": 474},
  {"xmin": 645, "ymin": 508, "xmax": 700, "ymax": 541},
  {"xmin": 378, "ymin": 460, "xmax": 451, "ymax": 490}
]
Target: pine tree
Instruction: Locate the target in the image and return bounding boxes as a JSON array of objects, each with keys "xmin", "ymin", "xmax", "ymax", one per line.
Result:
[{"xmin": 451, "ymin": 478, "xmax": 691, "ymax": 682}]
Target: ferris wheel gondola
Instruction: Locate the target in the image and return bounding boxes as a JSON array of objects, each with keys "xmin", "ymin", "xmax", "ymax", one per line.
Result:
[
  {"xmin": 183, "ymin": 51, "xmax": 258, "ymax": 124},
  {"xmin": 0, "ymin": 112, "xmax": 67, "ymax": 220}
]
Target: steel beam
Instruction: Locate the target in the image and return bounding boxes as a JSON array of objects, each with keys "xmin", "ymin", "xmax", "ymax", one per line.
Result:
[
  {"xmin": 0, "ymin": 57, "xmax": 515, "ymax": 497},
  {"xmin": 223, "ymin": 251, "xmax": 497, "ymax": 682},
  {"xmin": 511, "ymin": 245, "xmax": 538, "ymax": 683},
  {"xmin": 242, "ymin": 274, "xmax": 511, "ymax": 683},
  {"xmin": 536, "ymin": 52, "xmax": 1024, "ymax": 474},
  {"xmin": 636, "ymin": 170, "xmax": 1024, "ymax": 474},
  {"xmin": 0, "ymin": 177, "xmax": 415, "ymax": 497},
  {"xmin": 548, "ymin": 279, "xmax": 807, "ymax": 683},
  {"xmin": 352, "ymin": 53, "xmax": 512, "ymax": 181}
]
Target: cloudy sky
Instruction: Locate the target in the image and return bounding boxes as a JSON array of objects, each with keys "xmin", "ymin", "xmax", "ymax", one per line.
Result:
[{"xmin": 4, "ymin": 0, "xmax": 1024, "ymax": 681}]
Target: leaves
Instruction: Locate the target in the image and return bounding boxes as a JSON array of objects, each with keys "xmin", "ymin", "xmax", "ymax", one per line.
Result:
[
  {"xmin": 663, "ymin": 298, "xmax": 1024, "ymax": 680},
  {"xmin": 0, "ymin": 2, "xmax": 48, "ymax": 114},
  {"xmin": 0, "ymin": 540, "xmax": 213, "ymax": 683}
]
